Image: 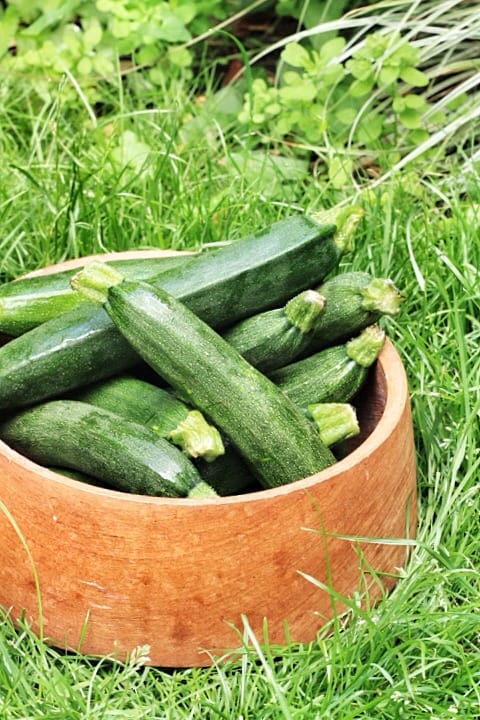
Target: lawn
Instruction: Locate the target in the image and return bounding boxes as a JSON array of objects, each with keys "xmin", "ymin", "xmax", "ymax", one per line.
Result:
[{"xmin": 0, "ymin": 1, "xmax": 479, "ymax": 717}]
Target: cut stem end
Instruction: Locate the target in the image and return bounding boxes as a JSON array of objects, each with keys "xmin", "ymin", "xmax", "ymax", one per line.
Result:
[{"xmin": 70, "ymin": 261, "xmax": 125, "ymax": 305}]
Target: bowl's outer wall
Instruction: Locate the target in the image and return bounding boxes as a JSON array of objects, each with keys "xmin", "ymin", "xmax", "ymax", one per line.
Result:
[{"xmin": 0, "ymin": 256, "xmax": 417, "ymax": 668}]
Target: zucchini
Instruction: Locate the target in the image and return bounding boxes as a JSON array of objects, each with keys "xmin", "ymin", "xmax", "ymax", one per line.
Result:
[
  {"xmin": 72, "ymin": 263, "xmax": 336, "ymax": 489},
  {"xmin": 305, "ymin": 271, "xmax": 403, "ymax": 354},
  {"xmin": 0, "ymin": 253, "xmax": 195, "ymax": 337},
  {"xmin": 270, "ymin": 325, "xmax": 386, "ymax": 407},
  {"xmin": 0, "ymin": 400, "xmax": 218, "ymax": 498},
  {"xmin": 155, "ymin": 214, "xmax": 340, "ymax": 329},
  {"xmin": 199, "ymin": 402, "xmax": 359, "ymax": 496},
  {"xmin": 73, "ymin": 375, "xmax": 224, "ymax": 461},
  {"xmin": 0, "ymin": 303, "xmax": 140, "ymax": 410},
  {"xmin": 222, "ymin": 289, "xmax": 326, "ymax": 372},
  {"xmin": 0, "ymin": 213, "xmax": 342, "ymax": 410}
]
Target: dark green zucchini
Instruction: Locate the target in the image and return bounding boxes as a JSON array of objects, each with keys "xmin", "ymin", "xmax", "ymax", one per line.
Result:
[
  {"xmin": 0, "ymin": 253, "xmax": 196, "ymax": 337},
  {"xmin": 155, "ymin": 214, "xmax": 341, "ymax": 329},
  {"xmin": 72, "ymin": 264, "xmax": 336, "ymax": 489},
  {"xmin": 222, "ymin": 289, "xmax": 326, "ymax": 372},
  {"xmin": 0, "ymin": 303, "xmax": 139, "ymax": 410},
  {"xmin": 73, "ymin": 375, "xmax": 224, "ymax": 461},
  {"xmin": 0, "ymin": 213, "xmax": 342, "ymax": 410},
  {"xmin": 199, "ymin": 402, "xmax": 359, "ymax": 496},
  {"xmin": 0, "ymin": 400, "xmax": 218, "ymax": 498},
  {"xmin": 305, "ymin": 271, "xmax": 403, "ymax": 354},
  {"xmin": 270, "ymin": 325, "xmax": 386, "ymax": 407}
]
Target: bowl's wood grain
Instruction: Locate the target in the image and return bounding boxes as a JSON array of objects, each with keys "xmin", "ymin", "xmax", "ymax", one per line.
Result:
[{"xmin": 0, "ymin": 254, "xmax": 416, "ymax": 667}]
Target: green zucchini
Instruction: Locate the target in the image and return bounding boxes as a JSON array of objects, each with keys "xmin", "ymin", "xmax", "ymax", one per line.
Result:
[
  {"xmin": 199, "ymin": 402, "xmax": 359, "ymax": 496},
  {"xmin": 155, "ymin": 214, "xmax": 341, "ymax": 329},
  {"xmin": 73, "ymin": 375, "xmax": 224, "ymax": 461},
  {"xmin": 72, "ymin": 263, "xmax": 336, "ymax": 489},
  {"xmin": 222, "ymin": 288, "xmax": 326, "ymax": 372},
  {"xmin": 0, "ymin": 303, "xmax": 140, "ymax": 410},
  {"xmin": 0, "ymin": 213, "xmax": 344, "ymax": 410},
  {"xmin": 0, "ymin": 400, "xmax": 218, "ymax": 498},
  {"xmin": 0, "ymin": 253, "xmax": 196, "ymax": 337},
  {"xmin": 270, "ymin": 325, "xmax": 386, "ymax": 407},
  {"xmin": 305, "ymin": 271, "xmax": 403, "ymax": 354}
]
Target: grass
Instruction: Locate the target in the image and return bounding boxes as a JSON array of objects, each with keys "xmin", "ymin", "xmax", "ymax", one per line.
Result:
[{"xmin": 1, "ymin": 20, "xmax": 480, "ymax": 720}]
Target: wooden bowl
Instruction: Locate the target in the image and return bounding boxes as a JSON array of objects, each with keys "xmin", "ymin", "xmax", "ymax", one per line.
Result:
[{"xmin": 0, "ymin": 253, "xmax": 416, "ymax": 667}]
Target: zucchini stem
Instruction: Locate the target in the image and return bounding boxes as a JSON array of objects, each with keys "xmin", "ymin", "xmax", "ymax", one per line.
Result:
[
  {"xmin": 307, "ymin": 402, "xmax": 360, "ymax": 447},
  {"xmin": 311, "ymin": 205, "xmax": 364, "ymax": 253},
  {"xmin": 167, "ymin": 410, "xmax": 225, "ymax": 462},
  {"xmin": 346, "ymin": 325, "xmax": 385, "ymax": 367},
  {"xmin": 70, "ymin": 262, "xmax": 125, "ymax": 305},
  {"xmin": 284, "ymin": 290, "xmax": 326, "ymax": 333},
  {"xmin": 361, "ymin": 278, "xmax": 404, "ymax": 315}
]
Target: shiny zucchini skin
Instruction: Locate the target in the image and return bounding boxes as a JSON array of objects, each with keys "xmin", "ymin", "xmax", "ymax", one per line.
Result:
[
  {"xmin": 95, "ymin": 278, "xmax": 335, "ymax": 489},
  {"xmin": 0, "ymin": 215, "xmax": 338, "ymax": 409},
  {"xmin": 0, "ymin": 400, "xmax": 216, "ymax": 498},
  {"xmin": 0, "ymin": 304, "xmax": 139, "ymax": 410},
  {"xmin": 0, "ymin": 254, "xmax": 194, "ymax": 336}
]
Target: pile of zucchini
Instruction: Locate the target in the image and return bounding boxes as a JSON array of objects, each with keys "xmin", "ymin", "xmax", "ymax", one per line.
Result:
[{"xmin": 0, "ymin": 212, "xmax": 403, "ymax": 498}]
